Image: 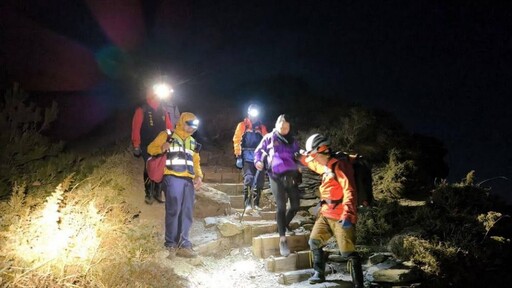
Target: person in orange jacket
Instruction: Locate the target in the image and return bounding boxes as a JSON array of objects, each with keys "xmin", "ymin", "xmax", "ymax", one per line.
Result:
[
  {"xmin": 232, "ymin": 104, "xmax": 268, "ymax": 212},
  {"xmin": 131, "ymin": 80, "xmax": 180, "ymax": 204},
  {"xmin": 297, "ymin": 133, "xmax": 364, "ymax": 287},
  {"xmin": 147, "ymin": 112, "xmax": 203, "ymax": 259}
]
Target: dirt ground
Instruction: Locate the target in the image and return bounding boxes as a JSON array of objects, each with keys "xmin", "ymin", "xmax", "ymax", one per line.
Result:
[{"xmin": 122, "ymin": 154, "xmax": 356, "ymax": 288}]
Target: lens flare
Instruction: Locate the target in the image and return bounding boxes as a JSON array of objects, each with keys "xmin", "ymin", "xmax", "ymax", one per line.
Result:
[{"xmin": 153, "ymin": 83, "xmax": 173, "ymax": 99}]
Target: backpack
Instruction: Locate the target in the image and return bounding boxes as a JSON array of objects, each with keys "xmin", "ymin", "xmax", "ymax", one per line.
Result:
[{"xmin": 331, "ymin": 151, "xmax": 374, "ymax": 207}]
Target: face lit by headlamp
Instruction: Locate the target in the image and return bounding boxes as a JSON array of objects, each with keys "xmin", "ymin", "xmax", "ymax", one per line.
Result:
[
  {"xmin": 185, "ymin": 119, "xmax": 200, "ymax": 129},
  {"xmin": 152, "ymin": 83, "xmax": 174, "ymax": 100}
]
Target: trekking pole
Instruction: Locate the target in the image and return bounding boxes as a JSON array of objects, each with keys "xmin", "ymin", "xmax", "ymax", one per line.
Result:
[
  {"xmin": 240, "ymin": 203, "xmax": 247, "ymax": 223},
  {"xmin": 240, "ymin": 184, "xmax": 249, "ymax": 224}
]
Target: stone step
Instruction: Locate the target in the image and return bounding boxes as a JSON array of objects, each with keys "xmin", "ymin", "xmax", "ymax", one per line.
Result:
[
  {"xmin": 371, "ymin": 268, "xmax": 421, "ymax": 283},
  {"xmin": 276, "ymin": 266, "xmax": 335, "ymax": 285},
  {"xmin": 209, "ymin": 183, "xmax": 244, "ymax": 195},
  {"xmin": 233, "ymin": 210, "xmax": 277, "ymax": 221},
  {"xmin": 203, "ymin": 172, "xmax": 242, "ymax": 183},
  {"xmin": 243, "ymin": 221, "xmax": 278, "ymax": 244},
  {"xmin": 229, "ymin": 195, "xmax": 245, "ymax": 209},
  {"xmin": 252, "ymin": 232, "xmax": 310, "ymax": 259},
  {"xmin": 265, "ymin": 250, "xmax": 312, "ymax": 272}
]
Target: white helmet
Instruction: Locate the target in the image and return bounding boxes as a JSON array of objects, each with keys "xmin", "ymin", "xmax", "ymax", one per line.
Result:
[{"xmin": 305, "ymin": 133, "xmax": 330, "ymax": 154}]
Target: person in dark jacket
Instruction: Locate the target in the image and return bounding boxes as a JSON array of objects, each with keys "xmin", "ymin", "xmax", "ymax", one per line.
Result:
[
  {"xmin": 233, "ymin": 104, "xmax": 268, "ymax": 212},
  {"xmin": 254, "ymin": 114, "xmax": 301, "ymax": 256},
  {"xmin": 131, "ymin": 80, "xmax": 179, "ymax": 204}
]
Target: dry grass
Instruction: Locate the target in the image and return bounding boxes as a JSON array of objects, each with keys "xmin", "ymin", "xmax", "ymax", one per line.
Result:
[{"xmin": 0, "ymin": 153, "xmax": 185, "ymax": 288}]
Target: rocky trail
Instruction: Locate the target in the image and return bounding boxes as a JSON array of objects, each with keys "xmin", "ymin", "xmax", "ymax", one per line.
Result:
[{"xmin": 121, "ymin": 152, "xmax": 420, "ymax": 288}]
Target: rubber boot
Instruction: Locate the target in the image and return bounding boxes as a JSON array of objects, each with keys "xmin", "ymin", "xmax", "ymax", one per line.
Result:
[
  {"xmin": 243, "ymin": 185, "xmax": 253, "ymax": 213},
  {"xmin": 144, "ymin": 179, "xmax": 153, "ymax": 205},
  {"xmin": 253, "ymin": 188, "xmax": 262, "ymax": 210},
  {"xmin": 308, "ymin": 249, "xmax": 326, "ymax": 284},
  {"xmin": 348, "ymin": 253, "xmax": 364, "ymax": 288},
  {"xmin": 153, "ymin": 182, "xmax": 164, "ymax": 203}
]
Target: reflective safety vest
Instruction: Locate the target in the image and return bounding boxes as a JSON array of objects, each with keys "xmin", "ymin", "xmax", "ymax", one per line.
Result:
[{"xmin": 165, "ymin": 131, "xmax": 198, "ymax": 175}]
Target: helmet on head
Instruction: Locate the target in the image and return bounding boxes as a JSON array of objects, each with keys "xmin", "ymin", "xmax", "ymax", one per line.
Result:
[
  {"xmin": 305, "ymin": 133, "xmax": 330, "ymax": 154},
  {"xmin": 247, "ymin": 104, "xmax": 260, "ymax": 118}
]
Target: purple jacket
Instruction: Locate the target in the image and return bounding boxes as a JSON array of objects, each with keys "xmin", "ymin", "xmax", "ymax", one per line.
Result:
[{"xmin": 254, "ymin": 130, "xmax": 300, "ymax": 175}]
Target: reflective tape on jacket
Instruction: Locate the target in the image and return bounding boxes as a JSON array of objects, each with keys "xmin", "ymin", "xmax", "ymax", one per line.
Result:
[
  {"xmin": 166, "ymin": 158, "xmax": 194, "ymax": 166},
  {"xmin": 165, "ymin": 134, "xmax": 196, "ymax": 175}
]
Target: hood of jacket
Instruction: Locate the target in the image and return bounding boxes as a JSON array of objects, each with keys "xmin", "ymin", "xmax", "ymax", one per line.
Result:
[{"xmin": 175, "ymin": 112, "xmax": 197, "ymax": 139}]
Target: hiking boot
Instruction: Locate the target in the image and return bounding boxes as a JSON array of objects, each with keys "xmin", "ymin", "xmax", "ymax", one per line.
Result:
[
  {"xmin": 244, "ymin": 205, "xmax": 253, "ymax": 214},
  {"xmin": 308, "ymin": 271, "xmax": 325, "ymax": 284},
  {"xmin": 279, "ymin": 240, "xmax": 290, "ymax": 257},
  {"xmin": 254, "ymin": 205, "xmax": 263, "ymax": 211},
  {"xmin": 167, "ymin": 247, "xmax": 177, "ymax": 259},
  {"xmin": 153, "ymin": 189, "xmax": 164, "ymax": 203},
  {"xmin": 145, "ymin": 194, "xmax": 154, "ymax": 205},
  {"xmin": 176, "ymin": 247, "xmax": 198, "ymax": 258}
]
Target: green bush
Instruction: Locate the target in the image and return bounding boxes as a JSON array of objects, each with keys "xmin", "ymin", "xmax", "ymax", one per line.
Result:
[{"xmin": 373, "ymin": 149, "xmax": 417, "ymax": 199}]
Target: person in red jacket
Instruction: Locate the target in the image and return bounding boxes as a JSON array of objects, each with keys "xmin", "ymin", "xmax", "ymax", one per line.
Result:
[
  {"xmin": 131, "ymin": 80, "xmax": 179, "ymax": 204},
  {"xmin": 297, "ymin": 133, "xmax": 364, "ymax": 287}
]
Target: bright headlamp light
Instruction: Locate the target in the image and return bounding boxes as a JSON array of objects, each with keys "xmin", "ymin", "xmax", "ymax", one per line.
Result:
[
  {"xmin": 185, "ymin": 119, "xmax": 200, "ymax": 129},
  {"xmin": 248, "ymin": 108, "xmax": 259, "ymax": 118},
  {"xmin": 153, "ymin": 83, "xmax": 174, "ymax": 100}
]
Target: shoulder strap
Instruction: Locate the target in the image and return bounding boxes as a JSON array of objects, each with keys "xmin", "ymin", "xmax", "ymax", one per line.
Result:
[
  {"xmin": 166, "ymin": 129, "xmax": 175, "ymax": 143},
  {"xmin": 329, "ymin": 159, "xmax": 338, "ymax": 177}
]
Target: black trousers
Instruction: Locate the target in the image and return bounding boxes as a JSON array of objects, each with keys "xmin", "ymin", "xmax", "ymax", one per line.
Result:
[{"xmin": 269, "ymin": 171, "xmax": 301, "ymax": 237}]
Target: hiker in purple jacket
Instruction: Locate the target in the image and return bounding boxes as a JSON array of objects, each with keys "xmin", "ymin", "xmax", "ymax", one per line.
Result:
[{"xmin": 254, "ymin": 114, "xmax": 301, "ymax": 257}]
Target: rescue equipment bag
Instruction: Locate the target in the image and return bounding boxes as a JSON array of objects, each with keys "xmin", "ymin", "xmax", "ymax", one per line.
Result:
[
  {"xmin": 146, "ymin": 131, "xmax": 173, "ymax": 183},
  {"xmin": 146, "ymin": 154, "xmax": 167, "ymax": 183}
]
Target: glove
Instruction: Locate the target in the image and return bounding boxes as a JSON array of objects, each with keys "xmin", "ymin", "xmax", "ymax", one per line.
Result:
[
  {"xmin": 133, "ymin": 147, "xmax": 141, "ymax": 157},
  {"xmin": 235, "ymin": 156, "xmax": 243, "ymax": 169},
  {"xmin": 295, "ymin": 149, "xmax": 307, "ymax": 160},
  {"xmin": 339, "ymin": 218, "xmax": 352, "ymax": 229}
]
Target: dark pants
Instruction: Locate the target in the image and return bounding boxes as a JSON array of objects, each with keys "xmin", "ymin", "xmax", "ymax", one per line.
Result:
[
  {"xmin": 242, "ymin": 161, "xmax": 265, "ymax": 189},
  {"xmin": 269, "ymin": 171, "xmax": 301, "ymax": 237},
  {"xmin": 163, "ymin": 175, "xmax": 195, "ymax": 248},
  {"xmin": 242, "ymin": 161, "xmax": 265, "ymax": 206}
]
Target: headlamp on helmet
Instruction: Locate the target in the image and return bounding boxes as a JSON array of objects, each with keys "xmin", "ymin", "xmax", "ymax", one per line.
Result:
[
  {"xmin": 153, "ymin": 82, "xmax": 174, "ymax": 100},
  {"xmin": 247, "ymin": 104, "xmax": 260, "ymax": 118},
  {"xmin": 185, "ymin": 119, "xmax": 200, "ymax": 129}
]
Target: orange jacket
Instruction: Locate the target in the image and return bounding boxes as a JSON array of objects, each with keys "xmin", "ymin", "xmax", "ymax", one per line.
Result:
[
  {"xmin": 301, "ymin": 156, "xmax": 357, "ymax": 224},
  {"xmin": 232, "ymin": 118, "xmax": 268, "ymax": 156}
]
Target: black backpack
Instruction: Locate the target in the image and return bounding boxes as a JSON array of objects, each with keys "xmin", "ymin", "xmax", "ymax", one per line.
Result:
[{"xmin": 330, "ymin": 151, "xmax": 374, "ymax": 207}]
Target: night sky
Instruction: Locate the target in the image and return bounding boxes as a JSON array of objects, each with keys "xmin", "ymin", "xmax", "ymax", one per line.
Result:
[{"xmin": 1, "ymin": 1, "xmax": 511, "ymax": 188}]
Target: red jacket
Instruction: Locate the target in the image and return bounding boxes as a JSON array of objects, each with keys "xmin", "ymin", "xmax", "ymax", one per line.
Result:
[{"xmin": 131, "ymin": 97, "xmax": 173, "ymax": 148}]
